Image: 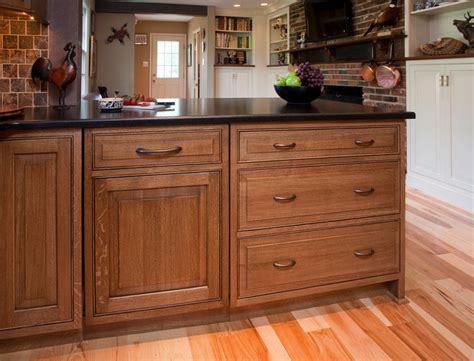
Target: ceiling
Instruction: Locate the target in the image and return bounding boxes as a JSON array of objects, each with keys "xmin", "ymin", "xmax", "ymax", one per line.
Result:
[
  {"xmin": 116, "ymin": 0, "xmax": 294, "ymax": 11},
  {"xmin": 135, "ymin": 13, "xmax": 194, "ymax": 21}
]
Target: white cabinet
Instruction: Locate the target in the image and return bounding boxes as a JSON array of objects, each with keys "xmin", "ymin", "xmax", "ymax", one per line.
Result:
[
  {"xmin": 215, "ymin": 68, "xmax": 252, "ymax": 98},
  {"xmin": 407, "ymin": 59, "xmax": 474, "ymax": 211},
  {"xmin": 267, "ymin": 66, "xmax": 288, "ymax": 98}
]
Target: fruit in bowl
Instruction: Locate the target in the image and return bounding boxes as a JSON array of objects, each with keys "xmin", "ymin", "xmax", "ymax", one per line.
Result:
[{"xmin": 274, "ymin": 63, "xmax": 324, "ymax": 104}]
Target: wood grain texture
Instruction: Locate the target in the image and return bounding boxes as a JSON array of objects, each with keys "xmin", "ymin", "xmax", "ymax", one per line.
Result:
[
  {"xmin": 0, "ymin": 188, "xmax": 472, "ymax": 360},
  {"xmin": 84, "ymin": 125, "xmax": 230, "ymax": 326},
  {"xmin": 0, "ymin": 129, "xmax": 82, "ymax": 340}
]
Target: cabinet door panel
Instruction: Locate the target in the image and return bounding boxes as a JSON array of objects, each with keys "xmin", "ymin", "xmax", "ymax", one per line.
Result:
[
  {"xmin": 407, "ymin": 64, "xmax": 443, "ymax": 179},
  {"xmin": 0, "ymin": 137, "xmax": 74, "ymax": 330},
  {"xmin": 94, "ymin": 172, "xmax": 221, "ymax": 315},
  {"xmin": 215, "ymin": 70, "xmax": 234, "ymax": 98},
  {"xmin": 446, "ymin": 64, "xmax": 474, "ymax": 191},
  {"xmin": 234, "ymin": 70, "xmax": 252, "ymax": 98}
]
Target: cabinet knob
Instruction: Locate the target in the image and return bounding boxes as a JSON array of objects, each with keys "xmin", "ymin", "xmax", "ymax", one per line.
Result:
[
  {"xmin": 354, "ymin": 249, "xmax": 375, "ymax": 258},
  {"xmin": 273, "ymin": 260, "xmax": 297, "ymax": 269},
  {"xmin": 273, "ymin": 194, "xmax": 297, "ymax": 202},
  {"xmin": 354, "ymin": 187, "xmax": 375, "ymax": 195},
  {"xmin": 273, "ymin": 142, "xmax": 296, "ymax": 150}
]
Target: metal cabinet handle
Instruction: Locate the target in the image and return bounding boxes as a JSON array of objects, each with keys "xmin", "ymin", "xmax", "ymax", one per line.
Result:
[
  {"xmin": 273, "ymin": 142, "xmax": 296, "ymax": 150},
  {"xmin": 354, "ymin": 187, "xmax": 375, "ymax": 195},
  {"xmin": 440, "ymin": 75, "xmax": 445, "ymax": 87},
  {"xmin": 273, "ymin": 194, "xmax": 297, "ymax": 202},
  {"xmin": 445, "ymin": 75, "xmax": 449, "ymax": 87},
  {"xmin": 136, "ymin": 146, "xmax": 183, "ymax": 155},
  {"xmin": 273, "ymin": 260, "xmax": 297, "ymax": 269},
  {"xmin": 354, "ymin": 249, "xmax": 375, "ymax": 258},
  {"xmin": 354, "ymin": 139, "xmax": 375, "ymax": 147}
]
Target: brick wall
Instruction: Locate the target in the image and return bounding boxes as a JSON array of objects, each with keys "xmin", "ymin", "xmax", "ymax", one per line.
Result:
[
  {"xmin": 289, "ymin": 0, "xmax": 406, "ymax": 109},
  {"xmin": 0, "ymin": 14, "xmax": 48, "ymax": 108}
]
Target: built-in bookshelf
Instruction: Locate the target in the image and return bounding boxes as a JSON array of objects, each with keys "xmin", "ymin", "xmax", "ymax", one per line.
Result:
[
  {"xmin": 268, "ymin": 10, "xmax": 289, "ymax": 66},
  {"xmin": 215, "ymin": 16, "xmax": 253, "ymax": 66}
]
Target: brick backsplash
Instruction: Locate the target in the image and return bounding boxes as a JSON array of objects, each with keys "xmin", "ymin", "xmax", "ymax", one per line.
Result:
[
  {"xmin": 290, "ymin": 0, "xmax": 406, "ymax": 110},
  {"xmin": 0, "ymin": 14, "xmax": 48, "ymax": 108}
]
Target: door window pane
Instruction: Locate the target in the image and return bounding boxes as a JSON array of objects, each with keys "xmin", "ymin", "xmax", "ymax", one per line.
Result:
[{"xmin": 156, "ymin": 40, "xmax": 180, "ymax": 79}]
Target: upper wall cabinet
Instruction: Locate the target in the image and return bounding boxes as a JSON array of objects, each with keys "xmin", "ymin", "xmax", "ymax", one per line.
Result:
[{"xmin": 0, "ymin": 0, "xmax": 48, "ymax": 23}]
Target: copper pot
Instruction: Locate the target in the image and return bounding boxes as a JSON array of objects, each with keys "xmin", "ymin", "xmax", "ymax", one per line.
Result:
[
  {"xmin": 375, "ymin": 42, "xmax": 401, "ymax": 89},
  {"xmin": 360, "ymin": 43, "xmax": 378, "ymax": 83}
]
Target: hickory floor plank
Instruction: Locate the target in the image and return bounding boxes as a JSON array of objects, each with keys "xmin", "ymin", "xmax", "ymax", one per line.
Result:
[{"xmin": 1, "ymin": 188, "xmax": 473, "ymax": 361}]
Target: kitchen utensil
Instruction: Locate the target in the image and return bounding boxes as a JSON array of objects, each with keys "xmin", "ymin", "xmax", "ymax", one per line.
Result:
[
  {"xmin": 361, "ymin": 43, "xmax": 378, "ymax": 82},
  {"xmin": 98, "ymin": 97, "xmax": 123, "ymax": 112},
  {"xmin": 375, "ymin": 42, "xmax": 401, "ymax": 89}
]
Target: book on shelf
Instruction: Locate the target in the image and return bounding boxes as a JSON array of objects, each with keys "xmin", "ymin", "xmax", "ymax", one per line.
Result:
[
  {"xmin": 215, "ymin": 16, "xmax": 252, "ymax": 32},
  {"xmin": 216, "ymin": 33, "xmax": 252, "ymax": 49}
]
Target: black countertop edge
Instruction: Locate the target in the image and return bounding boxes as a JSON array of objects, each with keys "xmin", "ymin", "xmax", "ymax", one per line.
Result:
[
  {"xmin": 0, "ymin": 112, "xmax": 416, "ymax": 130},
  {"xmin": 0, "ymin": 99, "xmax": 416, "ymax": 131}
]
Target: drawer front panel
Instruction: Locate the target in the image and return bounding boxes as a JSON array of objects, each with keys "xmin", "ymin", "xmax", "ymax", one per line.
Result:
[
  {"xmin": 238, "ymin": 126, "xmax": 399, "ymax": 162},
  {"xmin": 239, "ymin": 162, "xmax": 400, "ymax": 230},
  {"xmin": 93, "ymin": 130, "xmax": 222, "ymax": 169},
  {"xmin": 239, "ymin": 221, "xmax": 400, "ymax": 298}
]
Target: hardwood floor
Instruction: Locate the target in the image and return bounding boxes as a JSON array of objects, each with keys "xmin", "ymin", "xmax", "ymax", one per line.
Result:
[{"xmin": 2, "ymin": 188, "xmax": 473, "ymax": 360}]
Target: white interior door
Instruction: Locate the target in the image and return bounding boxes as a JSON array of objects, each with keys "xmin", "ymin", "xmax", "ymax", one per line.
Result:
[{"xmin": 151, "ymin": 34, "xmax": 186, "ymax": 99}]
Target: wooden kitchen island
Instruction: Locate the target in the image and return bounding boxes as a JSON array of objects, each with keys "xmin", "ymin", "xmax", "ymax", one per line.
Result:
[{"xmin": 0, "ymin": 98, "xmax": 415, "ymax": 346}]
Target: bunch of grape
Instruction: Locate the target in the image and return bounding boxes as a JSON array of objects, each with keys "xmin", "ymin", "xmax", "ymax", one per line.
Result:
[{"xmin": 295, "ymin": 62, "xmax": 324, "ymax": 88}]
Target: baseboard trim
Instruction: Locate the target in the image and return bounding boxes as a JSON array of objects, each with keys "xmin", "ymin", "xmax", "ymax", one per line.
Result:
[{"xmin": 407, "ymin": 173, "xmax": 474, "ymax": 212}]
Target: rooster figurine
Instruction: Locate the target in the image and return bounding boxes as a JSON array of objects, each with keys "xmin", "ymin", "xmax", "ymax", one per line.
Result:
[
  {"xmin": 363, "ymin": 0, "xmax": 400, "ymax": 37},
  {"xmin": 31, "ymin": 43, "xmax": 77, "ymax": 108}
]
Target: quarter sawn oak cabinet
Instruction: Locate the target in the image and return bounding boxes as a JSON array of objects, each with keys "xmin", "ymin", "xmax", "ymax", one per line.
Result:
[
  {"xmin": 84, "ymin": 125, "xmax": 229, "ymax": 325},
  {"xmin": 0, "ymin": 130, "xmax": 82, "ymax": 340},
  {"xmin": 0, "ymin": 118, "xmax": 406, "ymax": 343}
]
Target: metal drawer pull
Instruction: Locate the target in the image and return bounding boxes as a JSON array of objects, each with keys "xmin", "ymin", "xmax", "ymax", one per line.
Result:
[
  {"xmin": 136, "ymin": 146, "xmax": 183, "ymax": 155},
  {"xmin": 273, "ymin": 194, "xmax": 297, "ymax": 202},
  {"xmin": 354, "ymin": 187, "xmax": 375, "ymax": 195},
  {"xmin": 273, "ymin": 260, "xmax": 297, "ymax": 269},
  {"xmin": 273, "ymin": 142, "xmax": 296, "ymax": 150},
  {"xmin": 354, "ymin": 249, "xmax": 375, "ymax": 258},
  {"xmin": 354, "ymin": 139, "xmax": 375, "ymax": 147}
]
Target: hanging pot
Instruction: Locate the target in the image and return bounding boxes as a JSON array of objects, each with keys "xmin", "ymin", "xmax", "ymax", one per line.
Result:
[
  {"xmin": 375, "ymin": 42, "xmax": 401, "ymax": 89},
  {"xmin": 360, "ymin": 43, "xmax": 378, "ymax": 83}
]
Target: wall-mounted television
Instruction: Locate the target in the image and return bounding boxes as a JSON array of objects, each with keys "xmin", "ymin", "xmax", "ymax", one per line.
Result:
[{"xmin": 304, "ymin": 0, "xmax": 352, "ymax": 42}]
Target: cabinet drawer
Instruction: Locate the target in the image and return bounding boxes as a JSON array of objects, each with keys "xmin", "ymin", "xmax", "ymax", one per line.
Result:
[
  {"xmin": 238, "ymin": 126, "xmax": 399, "ymax": 162},
  {"xmin": 239, "ymin": 221, "xmax": 400, "ymax": 299},
  {"xmin": 239, "ymin": 162, "xmax": 400, "ymax": 230},
  {"xmin": 92, "ymin": 129, "xmax": 222, "ymax": 169}
]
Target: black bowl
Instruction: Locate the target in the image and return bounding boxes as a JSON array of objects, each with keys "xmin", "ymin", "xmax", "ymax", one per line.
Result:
[{"xmin": 274, "ymin": 85, "xmax": 322, "ymax": 104}]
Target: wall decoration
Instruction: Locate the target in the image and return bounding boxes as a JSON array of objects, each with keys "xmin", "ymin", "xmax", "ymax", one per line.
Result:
[
  {"xmin": 106, "ymin": 23, "xmax": 130, "ymax": 45},
  {"xmin": 135, "ymin": 33, "xmax": 148, "ymax": 45},
  {"xmin": 89, "ymin": 35, "xmax": 97, "ymax": 78},
  {"xmin": 187, "ymin": 44, "xmax": 193, "ymax": 67}
]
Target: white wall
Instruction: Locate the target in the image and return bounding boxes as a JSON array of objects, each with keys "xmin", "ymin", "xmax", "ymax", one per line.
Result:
[
  {"xmin": 430, "ymin": 8, "xmax": 474, "ymax": 44},
  {"xmin": 95, "ymin": 13, "xmax": 135, "ymax": 96}
]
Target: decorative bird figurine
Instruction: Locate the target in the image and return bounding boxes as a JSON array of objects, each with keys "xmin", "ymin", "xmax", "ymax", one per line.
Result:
[
  {"xmin": 363, "ymin": 0, "xmax": 400, "ymax": 37},
  {"xmin": 106, "ymin": 23, "xmax": 130, "ymax": 44},
  {"xmin": 31, "ymin": 43, "xmax": 77, "ymax": 108}
]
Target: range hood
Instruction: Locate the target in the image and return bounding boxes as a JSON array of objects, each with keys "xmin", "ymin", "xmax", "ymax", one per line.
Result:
[{"xmin": 0, "ymin": 0, "xmax": 48, "ymax": 24}]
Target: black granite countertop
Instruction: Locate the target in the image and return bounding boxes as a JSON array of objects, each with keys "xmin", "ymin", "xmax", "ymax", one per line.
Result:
[{"xmin": 0, "ymin": 98, "xmax": 415, "ymax": 130}]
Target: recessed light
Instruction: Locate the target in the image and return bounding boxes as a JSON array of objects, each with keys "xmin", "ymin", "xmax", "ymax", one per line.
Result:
[
  {"xmin": 233, "ymin": 4, "xmax": 241, "ymax": 7},
  {"xmin": 261, "ymin": 2, "xmax": 269, "ymax": 6}
]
